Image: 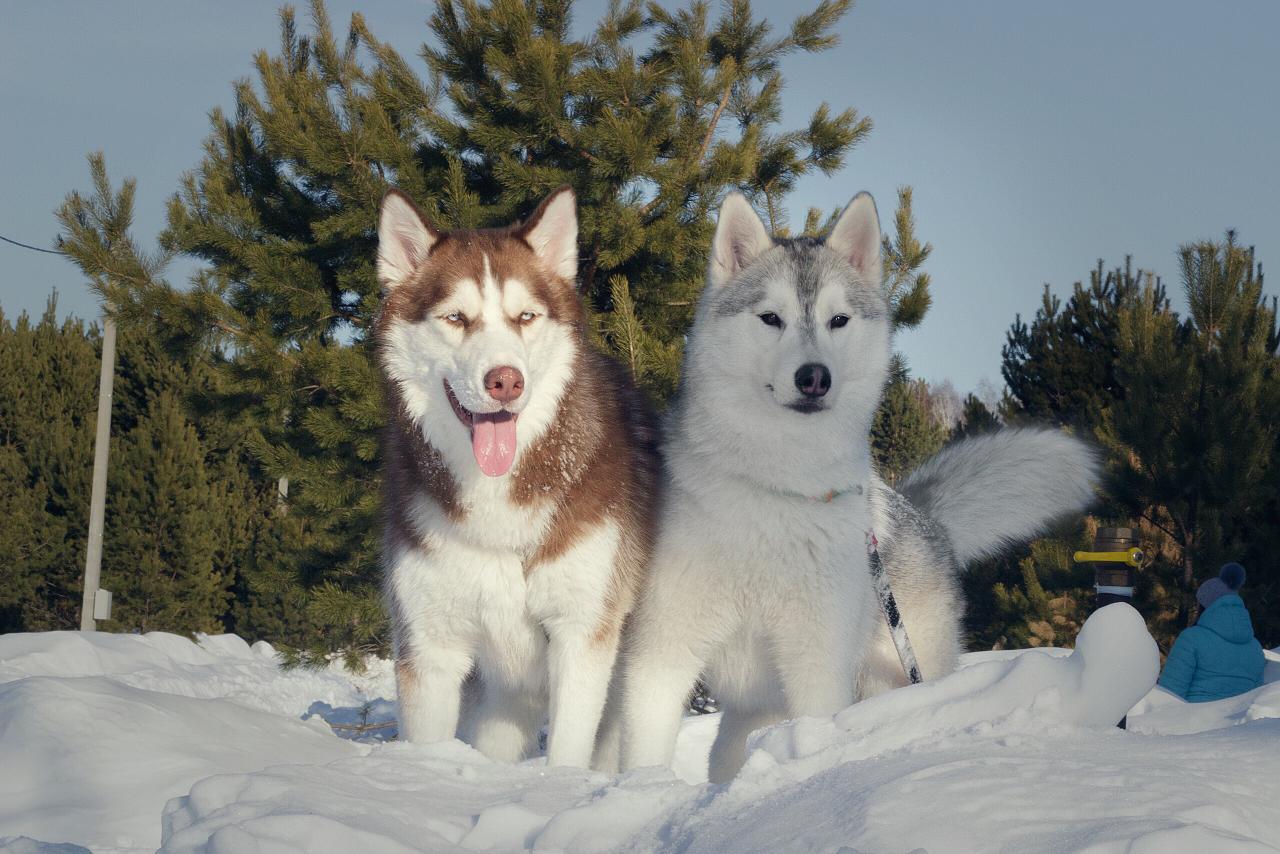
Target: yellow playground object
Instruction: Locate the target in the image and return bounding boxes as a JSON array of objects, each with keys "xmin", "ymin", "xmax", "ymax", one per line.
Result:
[{"xmin": 1072, "ymin": 547, "xmax": 1144, "ymax": 567}]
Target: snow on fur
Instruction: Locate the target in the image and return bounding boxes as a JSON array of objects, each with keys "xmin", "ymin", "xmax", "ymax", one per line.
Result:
[
  {"xmin": 899, "ymin": 427, "xmax": 1101, "ymax": 564},
  {"xmin": 1, "ymin": 617, "xmax": 1278, "ymax": 853}
]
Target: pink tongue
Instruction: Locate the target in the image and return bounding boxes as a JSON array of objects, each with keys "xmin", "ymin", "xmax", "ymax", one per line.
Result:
[{"xmin": 472, "ymin": 412, "xmax": 518, "ymax": 477}]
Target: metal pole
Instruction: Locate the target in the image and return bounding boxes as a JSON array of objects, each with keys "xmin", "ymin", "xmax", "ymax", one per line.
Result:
[{"xmin": 79, "ymin": 310, "xmax": 117, "ymax": 631}]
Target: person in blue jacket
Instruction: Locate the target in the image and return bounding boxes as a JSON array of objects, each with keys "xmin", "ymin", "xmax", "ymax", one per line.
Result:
[{"xmin": 1158, "ymin": 562, "xmax": 1265, "ymax": 702}]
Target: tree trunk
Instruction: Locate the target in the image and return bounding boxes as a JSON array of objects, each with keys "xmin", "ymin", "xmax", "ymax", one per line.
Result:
[
  {"xmin": 1180, "ymin": 532, "xmax": 1196, "ymax": 627},
  {"xmin": 1180, "ymin": 493, "xmax": 1199, "ymax": 627}
]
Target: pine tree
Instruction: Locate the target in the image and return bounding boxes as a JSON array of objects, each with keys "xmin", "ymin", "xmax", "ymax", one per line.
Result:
[
  {"xmin": 879, "ymin": 186, "xmax": 933, "ymax": 331},
  {"xmin": 972, "ymin": 242, "xmax": 1278, "ymax": 651},
  {"xmin": 799, "ymin": 185, "xmax": 931, "ymax": 331},
  {"xmin": 1002, "ymin": 258, "xmax": 1164, "ymax": 429},
  {"xmin": 871, "ymin": 376, "xmax": 947, "ymax": 484},
  {"xmin": 963, "ymin": 535, "xmax": 1093, "ymax": 650},
  {"xmin": 951, "ymin": 392, "xmax": 998, "ymax": 441},
  {"xmin": 977, "ymin": 258, "xmax": 1158, "ymax": 650},
  {"xmin": 225, "ymin": 504, "xmax": 321, "ymax": 649},
  {"xmin": 63, "ymin": 0, "xmax": 932, "ymax": 658},
  {"xmin": 1246, "ymin": 416, "xmax": 1280, "ymax": 645},
  {"xmin": 1099, "ymin": 234, "xmax": 1278, "ymax": 625},
  {"xmin": 107, "ymin": 323, "xmax": 303, "ymax": 642},
  {"xmin": 100, "ymin": 390, "xmax": 230, "ymax": 633},
  {"xmin": 49, "ymin": 156, "xmax": 307, "ymax": 640},
  {"xmin": 0, "ymin": 295, "xmax": 290, "ymax": 636},
  {"xmin": 0, "ymin": 300, "xmax": 99, "ymax": 631},
  {"xmin": 984, "ymin": 259, "xmax": 1174, "ymax": 651}
]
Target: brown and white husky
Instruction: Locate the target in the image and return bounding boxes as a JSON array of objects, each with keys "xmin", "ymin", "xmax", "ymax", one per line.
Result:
[{"xmin": 374, "ymin": 187, "xmax": 660, "ymax": 767}]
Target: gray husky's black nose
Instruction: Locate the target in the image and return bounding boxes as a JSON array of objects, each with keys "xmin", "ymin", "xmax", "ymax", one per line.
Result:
[{"xmin": 794, "ymin": 363, "xmax": 832, "ymax": 398}]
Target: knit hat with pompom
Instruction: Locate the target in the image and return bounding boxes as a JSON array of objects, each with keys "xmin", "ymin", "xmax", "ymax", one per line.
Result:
[
  {"xmin": 1196, "ymin": 563, "xmax": 1247, "ymax": 610},
  {"xmin": 1218, "ymin": 562, "xmax": 1246, "ymax": 591}
]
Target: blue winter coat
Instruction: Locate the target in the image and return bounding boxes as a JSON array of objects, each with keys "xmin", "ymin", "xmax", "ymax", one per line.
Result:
[{"xmin": 1158, "ymin": 593, "xmax": 1265, "ymax": 702}]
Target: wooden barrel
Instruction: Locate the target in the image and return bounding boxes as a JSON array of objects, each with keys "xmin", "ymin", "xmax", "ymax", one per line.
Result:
[{"xmin": 1090, "ymin": 527, "xmax": 1137, "ymax": 608}]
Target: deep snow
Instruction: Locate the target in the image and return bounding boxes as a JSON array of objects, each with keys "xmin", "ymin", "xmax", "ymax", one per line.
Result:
[{"xmin": 1, "ymin": 605, "xmax": 1277, "ymax": 854}]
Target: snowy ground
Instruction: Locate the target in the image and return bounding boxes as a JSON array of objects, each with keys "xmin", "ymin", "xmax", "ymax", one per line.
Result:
[{"xmin": 1, "ymin": 607, "xmax": 1277, "ymax": 854}]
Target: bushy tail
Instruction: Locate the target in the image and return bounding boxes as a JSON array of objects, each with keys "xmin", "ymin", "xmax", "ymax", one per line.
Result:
[{"xmin": 898, "ymin": 428, "xmax": 1100, "ymax": 565}]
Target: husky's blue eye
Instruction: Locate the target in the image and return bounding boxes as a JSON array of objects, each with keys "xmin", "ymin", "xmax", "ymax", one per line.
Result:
[
  {"xmin": 518, "ymin": 311, "xmax": 538, "ymax": 323},
  {"xmin": 759, "ymin": 312, "xmax": 783, "ymax": 328},
  {"xmin": 829, "ymin": 314, "xmax": 850, "ymax": 329}
]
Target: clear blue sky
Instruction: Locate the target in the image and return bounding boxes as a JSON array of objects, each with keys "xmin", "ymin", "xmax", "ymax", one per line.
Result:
[{"xmin": 2, "ymin": 0, "xmax": 1276, "ymax": 396}]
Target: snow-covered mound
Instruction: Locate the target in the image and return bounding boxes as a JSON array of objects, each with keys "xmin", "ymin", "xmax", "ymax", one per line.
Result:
[
  {"xmin": 0, "ymin": 631, "xmax": 390, "ymax": 853},
  {"xmin": 2, "ymin": 606, "xmax": 1277, "ymax": 854},
  {"xmin": 0, "ymin": 630, "xmax": 394, "ymax": 719}
]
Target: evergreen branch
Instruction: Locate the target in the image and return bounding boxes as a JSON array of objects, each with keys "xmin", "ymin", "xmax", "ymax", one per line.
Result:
[
  {"xmin": 1139, "ymin": 508, "xmax": 1179, "ymax": 543},
  {"xmin": 696, "ymin": 83, "xmax": 734, "ymax": 166}
]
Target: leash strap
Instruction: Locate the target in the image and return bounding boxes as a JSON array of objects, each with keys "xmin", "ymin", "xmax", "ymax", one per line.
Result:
[{"xmin": 866, "ymin": 531, "xmax": 923, "ymax": 685}]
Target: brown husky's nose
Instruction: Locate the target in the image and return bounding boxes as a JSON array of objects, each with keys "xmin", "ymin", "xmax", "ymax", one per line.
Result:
[{"xmin": 484, "ymin": 366, "xmax": 525, "ymax": 403}]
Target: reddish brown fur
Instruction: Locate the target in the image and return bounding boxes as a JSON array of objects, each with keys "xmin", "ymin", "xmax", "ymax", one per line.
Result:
[
  {"xmin": 382, "ymin": 389, "xmax": 463, "ymax": 540},
  {"xmin": 517, "ymin": 348, "xmax": 661, "ymax": 638},
  {"xmin": 376, "ymin": 190, "xmax": 661, "ymax": 641},
  {"xmin": 376, "ymin": 214, "xmax": 584, "ymax": 332},
  {"xmin": 394, "ymin": 656, "xmax": 418, "ymax": 693}
]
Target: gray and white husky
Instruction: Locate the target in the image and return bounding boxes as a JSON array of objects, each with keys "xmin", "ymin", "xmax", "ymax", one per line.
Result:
[{"xmin": 608, "ymin": 191, "xmax": 1099, "ymax": 782}]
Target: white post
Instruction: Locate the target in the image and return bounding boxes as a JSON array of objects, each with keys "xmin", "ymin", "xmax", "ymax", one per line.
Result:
[
  {"xmin": 276, "ymin": 408, "xmax": 289, "ymax": 514},
  {"xmin": 79, "ymin": 310, "xmax": 117, "ymax": 631}
]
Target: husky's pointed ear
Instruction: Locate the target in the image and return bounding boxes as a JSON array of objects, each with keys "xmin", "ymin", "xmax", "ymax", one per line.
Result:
[
  {"xmin": 825, "ymin": 192, "xmax": 882, "ymax": 287},
  {"xmin": 519, "ymin": 186, "xmax": 578, "ymax": 282},
  {"xmin": 377, "ymin": 190, "xmax": 440, "ymax": 292},
  {"xmin": 709, "ymin": 192, "xmax": 773, "ymax": 288}
]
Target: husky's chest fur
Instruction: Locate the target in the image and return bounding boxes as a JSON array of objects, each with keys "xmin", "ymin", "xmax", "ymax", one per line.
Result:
[
  {"xmin": 383, "ymin": 389, "xmax": 569, "ymax": 560},
  {"xmin": 674, "ymin": 458, "xmax": 873, "ymax": 589}
]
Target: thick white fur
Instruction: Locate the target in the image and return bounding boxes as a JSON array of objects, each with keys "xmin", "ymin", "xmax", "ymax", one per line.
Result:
[
  {"xmin": 389, "ymin": 510, "xmax": 622, "ymax": 766},
  {"xmin": 898, "ymin": 428, "xmax": 1100, "ymax": 564},
  {"xmin": 380, "ymin": 192, "xmax": 624, "ymax": 768},
  {"xmin": 608, "ymin": 192, "xmax": 1099, "ymax": 783}
]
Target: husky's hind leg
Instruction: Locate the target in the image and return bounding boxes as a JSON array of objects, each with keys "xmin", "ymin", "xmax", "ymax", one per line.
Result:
[
  {"xmin": 704, "ymin": 628, "xmax": 784, "ymax": 783},
  {"xmin": 461, "ymin": 677, "xmax": 543, "ymax": 762},
  {"xmin": 708, "ymin": 705, "xmax": 781, "ymax": 783},
  {"xmin": 462, "ymin": 619, "xmax": 545, "ymax": 762},
  {"xmin": 591, "ymin": 661, "xmax": 625, "ymax": 771}
]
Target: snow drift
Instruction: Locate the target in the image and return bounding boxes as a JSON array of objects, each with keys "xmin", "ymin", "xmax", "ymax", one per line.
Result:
[{"xmin": 1, "ymin": 606, "xmax": 1277, "ymax": 854}]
